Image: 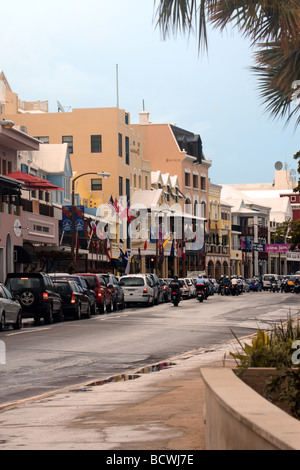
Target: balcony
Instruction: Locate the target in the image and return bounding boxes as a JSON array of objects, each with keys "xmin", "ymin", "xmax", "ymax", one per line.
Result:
[{"xmin": 21, "ymin": 198, "xmax": 53, "ymax": 217}]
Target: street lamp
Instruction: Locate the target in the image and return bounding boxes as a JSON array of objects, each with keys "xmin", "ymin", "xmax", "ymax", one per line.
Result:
[{"xmin": 71, "ymin": 171, "xmax": 110, "ymax": 261}]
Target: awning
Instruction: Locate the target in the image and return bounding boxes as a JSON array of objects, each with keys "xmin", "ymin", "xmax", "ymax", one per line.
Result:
[
  {"xmin": 14, "ymin": 246, "xmax": 38, "ymax": 264},
  {"xmin": 6, "ymin": 171, "xmax": 64, "ymax": 191}
]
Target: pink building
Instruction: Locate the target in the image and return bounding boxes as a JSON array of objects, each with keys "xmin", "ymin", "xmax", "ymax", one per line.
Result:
[{"xmin": 0, "ymin": 121, "xmax": 59, "ymax": 282}]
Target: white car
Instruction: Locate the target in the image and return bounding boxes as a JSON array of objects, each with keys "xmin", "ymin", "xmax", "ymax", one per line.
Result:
[
  {"xmin": 179, "ymin": 278, "xmax": 191, "ymax": 298},
  {"xmin": 0, "ymin": 283, "xmax": 22, "ymax": 331},
  {"xmin": 185, "ymin": 278, "xmax": 196, "ymax": 297},
  {"xmin": 119, "ymin": 275, "xmax": 154, "ymax": 307}
]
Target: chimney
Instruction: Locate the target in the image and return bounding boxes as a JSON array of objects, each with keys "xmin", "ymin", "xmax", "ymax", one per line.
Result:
[{"xmin": 139, "ymin": 111, "xmax": 150, "ymax": 124}]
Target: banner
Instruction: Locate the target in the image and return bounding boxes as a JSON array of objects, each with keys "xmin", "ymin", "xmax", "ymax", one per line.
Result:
[
  {"xmin": 62, "ymin": 205, "xmax": 85, "ymax": 232},
  {"xmin": 265, "ymin": 244, "xmax": 291, "ymax": 253}
]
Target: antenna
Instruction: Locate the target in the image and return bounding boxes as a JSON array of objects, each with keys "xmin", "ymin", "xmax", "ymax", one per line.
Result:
[
  {"xmin": 116, "ymin": 64, "xmax": 119, "ymax": 108},
  {"xmin": 275, "ymin": 161, "xmax": 283, "ymax": 170},
  {"xmin": 57, "ymin": 100, "xmax": 65, "ymax": 112}
]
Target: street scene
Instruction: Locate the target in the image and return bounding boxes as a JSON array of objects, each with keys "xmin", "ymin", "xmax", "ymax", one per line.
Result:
[{"xmin": 0, "ymin": 0, "xmax": 299, "ymax": 453}]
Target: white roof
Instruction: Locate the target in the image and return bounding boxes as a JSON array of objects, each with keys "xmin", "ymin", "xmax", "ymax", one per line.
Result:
[{"xmin": 31, "ymin": 143, "xmax": 69, "ymax": 174}]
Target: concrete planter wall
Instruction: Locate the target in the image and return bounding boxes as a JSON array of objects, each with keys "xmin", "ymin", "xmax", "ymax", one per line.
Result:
[{"xmin": 201, "ymin": 367, "xmax": 300, "ymax": 450}]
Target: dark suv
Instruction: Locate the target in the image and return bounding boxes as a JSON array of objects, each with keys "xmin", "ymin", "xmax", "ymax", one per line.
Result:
[{"xmin": 5, "ymin": 273, "xmax": 63, "ymax": 324}]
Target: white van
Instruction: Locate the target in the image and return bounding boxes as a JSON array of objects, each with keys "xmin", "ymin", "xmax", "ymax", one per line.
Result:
[{"xmin": 262, "ymin": 274, "xmax": 281, "ymax": 290}]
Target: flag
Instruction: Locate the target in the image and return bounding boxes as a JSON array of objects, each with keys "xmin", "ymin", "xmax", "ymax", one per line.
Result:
[
  {"xmin": 178, "ymin": 242, "xmax": 182, "ymax": 258},
  {"xmin": 106, "ymin": 238, "xmax": 111, "ymax": 261},
  {"xmin": 108, "ymin": 195, "xmax": 116, "ymax": 213},
  {"xmin": 182, "ymin": 241, "xmax": 186, "ymax": 260},
  {"xmin": 163, "ymin": 236, "xmax": 171, "ymax": 248},
  {"xmin": 127, "ymin": 206, "xmax": 134, "ymax": 223},
  {"xmin": 119, "ymin": 248, "xmax": 128, "ymax": 268},
  {"xmin": 144, "ymin": 240, "xmax": 147, "ymax": 251},
  {"xmin": 170, "ymin": 239, "xmax": 175, "ymax": 258},
  {"xmin": 114, "ymin": 197, "xmax": 120, "ymax": 214}
]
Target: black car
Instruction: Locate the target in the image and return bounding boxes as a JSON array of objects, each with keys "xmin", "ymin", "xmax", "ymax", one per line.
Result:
[
  {"xmin": 52, "ymin": 280, "xmax": 91, "ymax": 320},
  {"xmin": 99, "ymin": 273, "xmax": 125, "ymax": 311},
  {"xmin": 49, "ymin": 273, "xmax": 97, "ymax": 314},
  {"xmin": 5, "ymin": 273, "xmax": 63, "ymax": 324}
]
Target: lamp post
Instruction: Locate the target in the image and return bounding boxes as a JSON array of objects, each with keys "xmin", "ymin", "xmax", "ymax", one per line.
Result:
[{"xmin": 71, "ymin": 171, "xmax": 110, "ymax": 262}]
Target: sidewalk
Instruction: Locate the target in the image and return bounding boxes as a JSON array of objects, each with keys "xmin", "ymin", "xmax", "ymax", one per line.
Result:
[{"xmin": 0, "ymin": 342, "xmax": 236, "ymax": 450}]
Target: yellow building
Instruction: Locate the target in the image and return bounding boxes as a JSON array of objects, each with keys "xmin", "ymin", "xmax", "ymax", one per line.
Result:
[{"xmin": 207, "ymin": 183, "xmax": 232, "ymax": 278}]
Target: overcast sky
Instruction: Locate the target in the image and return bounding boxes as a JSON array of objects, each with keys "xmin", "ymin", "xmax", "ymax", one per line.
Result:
[{"xmin": 1, "ymin": 0, "xmax": 299, "ymax": 185}]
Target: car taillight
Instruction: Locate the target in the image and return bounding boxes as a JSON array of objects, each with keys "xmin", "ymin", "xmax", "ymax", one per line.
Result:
[
  {"xmin": 143, "ymin": 288, "xmax": 148, "ymax": 293},
  {"xmin": 71, "ymin": 292, "xmax": 76, "ymax": 304},
  {"xmin": 43, "ymin": 292, "xmax": 49, "ymax": 301}
]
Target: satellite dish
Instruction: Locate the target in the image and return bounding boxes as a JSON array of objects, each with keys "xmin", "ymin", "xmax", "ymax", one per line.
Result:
[
  {"xmin": 275, "ymin": 161, "xmax": 283, "ymax": 170},
  {"xmin": 57, "ymin": 100, "xmax": 65, "ymax": 112}
]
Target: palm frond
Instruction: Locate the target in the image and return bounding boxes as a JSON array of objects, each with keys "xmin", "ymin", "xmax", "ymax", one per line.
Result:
[{"xmin": 251, "ymin": 40, "xmax": 300, "ymax": 128}]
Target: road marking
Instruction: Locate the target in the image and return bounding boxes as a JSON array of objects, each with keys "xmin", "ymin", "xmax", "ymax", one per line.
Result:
[{"xmin": 7, "ymin": 327, "xmax": 52, "ymax": 336}]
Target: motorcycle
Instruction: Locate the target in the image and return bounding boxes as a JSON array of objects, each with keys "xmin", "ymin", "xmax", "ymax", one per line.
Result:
[
  {"xmin": 195, "ymin": 284, "xmax": 205, "ymax": 302},
  {"xmin": 230, "ymin": 283, "xmax": 239, "ymax": 296},
  {"xmin": 293, "ymin": 281, "xmax": 300, "ymax": 294},
  {"xmin": 171, "ymin": 290, "xmax": 180, "ymax": 306},
  {"xmin": 270, "ymin": 280, "xmax": 279, "ymax": 292},
  {"xmin": 221, "ymin": 284, "xmax": 230, "ymax": 296}
]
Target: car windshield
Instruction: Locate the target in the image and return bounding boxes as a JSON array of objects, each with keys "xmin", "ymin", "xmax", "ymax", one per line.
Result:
[
  {"xmin": 82, "ymin": 276, "xmax": 98, "ymax": 288},
  {"xmin": 7, "ymin": 277, "xmax": 41, "ymax": 290},
  {"xmin": 120, "ymin": 277, "xmax": 145, "ymax": 287}
]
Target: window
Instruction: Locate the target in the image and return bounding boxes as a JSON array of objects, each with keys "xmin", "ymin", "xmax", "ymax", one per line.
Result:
[
  {"xmin": 118, "ymin": 133, "xmax": 122, "ymax": 157},
  {"xmin": 91, "ymin": 178, "xmax": 102, "ymax": 191},
  {"xmin": 193, "ymin": 174, "xmax": 198, "ymax": 189},
  {"xmin": 62, "ymin": 135, "xmax": 73, "ymax": 154},
  {"xmin": 119, "ymin": 176, "xmax": 123, "ymax": 196},
  {"xmin": 91, "ymin": 135, "xmax": 102, "ymax": 153},
  {"xmin": 201, "ymin": 176, "xmax": 206, "ymax": 190},
  {"xmin": 125, "ymin": 136, "xmax": 130, "ymax": 165},
  {"xmin": 34, "ymin": 136, "xmax": 49, "ymax": 144},
  {"xmin": 185, "ymin": 172, "xmax": 190, "ymax": 187}
]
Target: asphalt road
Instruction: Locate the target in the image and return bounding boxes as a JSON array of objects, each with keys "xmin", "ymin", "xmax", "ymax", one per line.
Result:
[{"xmin": 0, "ymin": 290, "xmax": 299, "ymax": 406}]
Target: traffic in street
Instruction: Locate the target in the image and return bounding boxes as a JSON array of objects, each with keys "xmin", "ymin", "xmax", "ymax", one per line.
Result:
[{"xmin": 0, "ymin": 271, "xmax": 299, "ymax": 407}]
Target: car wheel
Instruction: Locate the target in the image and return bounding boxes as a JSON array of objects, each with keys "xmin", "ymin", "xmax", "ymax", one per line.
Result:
[
  {"xmin": 20, "ymin": 290, "xmax": 35, "ymax": 307},
  {"xmin": 99, "ymin": 299, "xmax": 106, "ymax": 314},
  {"xmin": 0, "ymin": 313, "xmax": 5, "ymax": 331},
  {"xmin": 13, "ymin": 312, "xmax": 22, "ymax": 330},
  {"xmin": 55, "ymin": 307, "xmax": 64, "ymax": 323},
  {"xmin": 44, "ymin": 306, "xmax": 53, "ymax": 324},
  {"xmin": 107, "ymin": 298, "xmax": 113, "ymax": 313},
  {"xmin": 85, "ymin": 304, "xmax": 91, "ymax": 319},
  {"xmin": 74, "ymin": 304, "xmax": 81, "ymax": 320}
]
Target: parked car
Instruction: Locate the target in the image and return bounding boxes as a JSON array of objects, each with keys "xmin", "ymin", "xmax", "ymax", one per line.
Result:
[
  {"xmin": 98, "ymin": 273, "xmax": 125, "ymax": 311},
  {"xmin": 210, "ymin": 279, "xmax": 220, "ymax": 293},
  {"xmin": 242, "ymin": 279, "xmax": 250, "ymax": 292},
  {"xmin": 52, "ymin": 280, "xmax": 91, "ymax": 320},
  {"xmin": 185, "ymin": 278, "xmax": 196, "ymax": 297},
  {"xmin": 119, "ymin": 275, "xmax": 154, "ymax": 307},
  {"xmin": 179, "ymin": 278, "xmax": 191, "ymax": 298},
  {"xmin": 77, "ymin": 273, "xmax": 113, "ymax": 313},
  {"xmin": 5, "ymin": 273, "xmax": 63, "ymax": 324},
  {"xmin": 0, "ymin": 283, "xmax": 22, "ymax": 331},
  {"xmin": 146, "ymin": 273, "xmax": 162, "ymax": 304},
  {"xmin": 159, "ymin": 279, "xmax": 170, "ymax": 302},
  {"xmin": 49, "ymin": 273, "xmax": 96, "ymax": 314},
  {"xmin": 247, "ymin": 278, "xmax": 262, "ymax": 292}
]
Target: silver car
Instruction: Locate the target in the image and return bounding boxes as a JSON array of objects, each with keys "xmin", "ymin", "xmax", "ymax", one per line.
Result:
[
  {"xmin": 0, "ymin": 283, "xmax": 22, "ymax": 331},
  {"xmin": 120, "ymin": 275, "xmax": 154, "ymax": 307}
]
